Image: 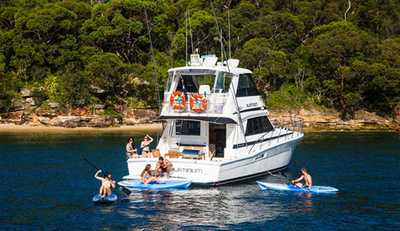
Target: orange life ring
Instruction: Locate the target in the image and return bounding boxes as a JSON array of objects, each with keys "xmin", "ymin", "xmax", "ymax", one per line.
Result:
[
  {"xmin": 190, "ymin": 93, "xmax": 207, "ymax": 113},
  {"xmin": 169, "ymin": 91, "xmax": 186, "ymax": 112}
]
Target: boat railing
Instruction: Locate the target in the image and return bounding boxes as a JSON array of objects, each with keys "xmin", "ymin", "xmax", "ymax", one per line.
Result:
[
  {"xmin": 162, "ymin": 92, "xmax": 228, "ymax": 114},
  {"xmin": 270, "ymin": 115, "xmax": 304, "ymax": 134},
  {"xmin": 248, "ymin": 115, "xmax": 304, "ymax": 155}
]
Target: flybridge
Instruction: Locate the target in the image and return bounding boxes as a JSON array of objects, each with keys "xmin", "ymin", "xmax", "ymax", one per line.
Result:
[{"xmin": 188, "ymin": 54, "xmax": 240, "ymax": 68}]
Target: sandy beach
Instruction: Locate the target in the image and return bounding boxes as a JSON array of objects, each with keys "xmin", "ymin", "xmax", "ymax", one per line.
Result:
[{"xmin": 0, "ymin": 123, "xmax": 163, "ymax": 134}]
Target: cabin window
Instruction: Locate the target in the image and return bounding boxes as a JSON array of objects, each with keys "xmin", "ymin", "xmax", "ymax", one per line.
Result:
[
  {"xmin": 176, "ymin": 75, "xmax": 198, "ymax": 93},
  {"xmin": 245, "ymin": 116, "xmax": 274, "ymax": 136},
  {"xmin": 176, "ymin": 74, "xmax": 216, "ymax": 94},
  {"xmin": 175, "ymin": 120, "xmax": 201, "ymax": 136},
  {"xmin": 236, "ymin": 74, "xmax": 259, "ymax": 97},
  {"xmin": 215, "ymin": 72, "xmax": 232, "ymax": 93}
]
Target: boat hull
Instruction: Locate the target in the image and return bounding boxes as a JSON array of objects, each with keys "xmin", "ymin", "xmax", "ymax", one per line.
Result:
[{"xmin": 126, "ymin": 136, "xmax": 302, "ymax": 185}]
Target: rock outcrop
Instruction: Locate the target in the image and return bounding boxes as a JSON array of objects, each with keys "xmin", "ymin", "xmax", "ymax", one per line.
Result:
[
  {"xmin": 269, "ymin": 109, "xmax": 396, "ymax": 131},
  {"xmin": 0, "ymin": 104, "xmax": 398, "ymax": 131}
]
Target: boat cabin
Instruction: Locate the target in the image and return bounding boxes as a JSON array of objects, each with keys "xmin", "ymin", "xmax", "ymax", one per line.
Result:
[{"xmin": 157, "ymin": 54, "xmax": 272, "ymax": 160}]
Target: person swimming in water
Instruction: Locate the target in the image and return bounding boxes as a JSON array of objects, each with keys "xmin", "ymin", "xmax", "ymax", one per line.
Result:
[
  {"xmin": 94, "ymin": 170, "xmax": 116, "ymax": 197},
  {"xmin": 291, "ymin": 167, "xmax": 313, "ymax": 189},
  {"xmin": 140, "ymin": 164, "xmax": 158, "ymax": 184}
]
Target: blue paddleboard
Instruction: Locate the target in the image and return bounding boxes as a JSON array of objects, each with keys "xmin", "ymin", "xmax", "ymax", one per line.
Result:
[
  {"xmin": 257, "ymin": 181, "xmax": 338, "ymax": 193},
  {"xmin": 92, "ymin": 193, "xmax": 118, "ymax": 205},
  {"xmin": 118, "ymin": 179, "xmax": 191, "ymax": 190}
]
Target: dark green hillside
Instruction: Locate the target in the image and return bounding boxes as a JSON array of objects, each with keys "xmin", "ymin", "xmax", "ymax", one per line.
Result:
[{"xmin": 1, "ymin": 0, "xmax": 399, "ymax": 119}]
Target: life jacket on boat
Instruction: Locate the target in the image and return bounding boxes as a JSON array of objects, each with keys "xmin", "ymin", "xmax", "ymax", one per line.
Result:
[
  {"xmin": 169, "ymin": 91, "xmax": 186, "ymax": 112},
  {"xmin": 190, "ymin": 93, "xmax": 207, "ymax": 113}
]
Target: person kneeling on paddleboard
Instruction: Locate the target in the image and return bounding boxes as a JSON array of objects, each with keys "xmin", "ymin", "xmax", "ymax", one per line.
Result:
[
  {"xmin": 141, "ymin": 164, "xmax": 158, "ymax": 184},
  {"xmin": 95, "ymin": 170, "xmax": 116, "ymax": 197},
  {"xmin": 291, "ymin": 168, "xmax": 312, "ymax": 189}
]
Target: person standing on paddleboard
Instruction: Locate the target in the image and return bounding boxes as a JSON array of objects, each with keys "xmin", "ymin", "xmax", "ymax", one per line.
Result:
[
  {"xmin": 95, "ymin": 170, "xmax": 116, "ymax": 197},
  {"xmin": 291, "ymin": 168, "xmax": 313, "ymax": 189}
]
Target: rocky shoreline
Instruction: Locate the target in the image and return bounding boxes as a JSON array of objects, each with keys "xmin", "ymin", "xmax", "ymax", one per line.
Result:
[
  {"xmin": 0, "ymin": 108, "xmax": 159, "ymax": 128},
  {"xmin": 0, "ymin": 88, "xmax": 399, "ymax": 132},
  {"xmin": 270, "ymin": 109, "xmax": 400, "ymax": 132},
  {"xmin": 0, "ymin": 108, "xmax": 398, "ymax": 133}
]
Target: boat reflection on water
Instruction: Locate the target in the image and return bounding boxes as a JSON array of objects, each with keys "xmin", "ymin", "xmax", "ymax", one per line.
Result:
[{"xmin": 113, "ymin": 180, "xmax": 316, "ymax": 229}]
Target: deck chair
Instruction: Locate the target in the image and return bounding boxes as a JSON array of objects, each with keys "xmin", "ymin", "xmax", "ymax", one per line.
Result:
[
  {"xmin": 165, "ymin": 150, "xmax": 183, "ymax": 159},
  {"xmin": 152, "ymin": 149, "xmax": 161, "ymax": 158}
]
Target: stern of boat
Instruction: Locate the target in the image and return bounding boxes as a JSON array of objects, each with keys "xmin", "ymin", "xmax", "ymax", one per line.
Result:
[{"xmin": 126, "ymin": 158, "xmax": 222, "ymax": 184}]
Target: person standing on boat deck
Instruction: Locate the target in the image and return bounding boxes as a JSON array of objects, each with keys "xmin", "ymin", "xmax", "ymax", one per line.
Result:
[
  {"xmin": 177, "ymin": 76, "xmax": 188, "ymax": 99},
  {"xmin": 140, "ymin": 164, "xmax": 158, "ymax": 184},
  {"xmin": 141, "ymin": 134, "xmax": 153, "ymax": 157},
  {"xmin": 156, "ymin": 157, "xmax": 173, "ymax": 177},
  {"xmin": 126, "ymin": 137, "xmax": 136, "ymax": 159},
  {"xmin": 94, "ymin": 170, "xmax": 116, "ymax": 197},
  {"xmin": 291, "ymin": 168, "xmax": 312, "ymax": 189}
]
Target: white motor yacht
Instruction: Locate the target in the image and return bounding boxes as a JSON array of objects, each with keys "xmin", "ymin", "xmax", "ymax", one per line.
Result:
[{"xmin": 123, "ymin": 54, "xmax": 304, "ymax": 185}]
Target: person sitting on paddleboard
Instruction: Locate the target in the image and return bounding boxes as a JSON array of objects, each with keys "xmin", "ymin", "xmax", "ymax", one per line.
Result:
[
  {"xmin": 126, "ymin": 137, "xmax": 137, "ymax": 159},
  {"xmin": 140, "ymin": 164, "xmax": 158, "ymax": 184},
  {"xmin": 94, "ymin": 170, "xmax": 116, "ymax": 197},
  {"xmin": 156, "ymin": 157, "xmax": 172, "ymax": 177},
  {"xmin": 291, "ymin": 168, "xmax": 312, "ymax": 189}
]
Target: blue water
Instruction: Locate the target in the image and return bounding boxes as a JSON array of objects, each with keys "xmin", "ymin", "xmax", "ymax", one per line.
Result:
[{"xmin": 0, "ymin": 132, "xmax": 399, "ymax": 230}]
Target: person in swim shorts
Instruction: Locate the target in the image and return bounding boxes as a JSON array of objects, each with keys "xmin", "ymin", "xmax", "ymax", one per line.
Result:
[
  {"xmin": 155, "ymin": 157, "xmax": 172, "ymax": 177},
  {"xmin": 291, "ymin": 167, "xmax": 312, "ymax": 189}
]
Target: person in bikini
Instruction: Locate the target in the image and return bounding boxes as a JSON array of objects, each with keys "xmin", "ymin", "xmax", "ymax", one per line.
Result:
[
  {"xmin": 155, "ymin": 157, "xmax": 173, "ymax": 177},
  {"xmin": 94, "ymin": 170, "xmax": 116, "ymax": 197},
  {"xmin": 141, "ymin": 134, "xmax": 154, "ymax": 157},
  {"xmin": 126, "ymin": 137, "xmax": 137, "ymax": 159},
  {"xmin": 291, "ymin": 167, "xmax": 313, "ymax": 189},
  {"xmin": 140, "ymin": 164, "xmax": 158, "ymax": 184}
]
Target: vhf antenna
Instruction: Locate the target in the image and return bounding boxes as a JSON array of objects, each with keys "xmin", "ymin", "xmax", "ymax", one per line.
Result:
[{"xmin": 224, "ymin": 0, "xmax": 232, "ymax": 59}]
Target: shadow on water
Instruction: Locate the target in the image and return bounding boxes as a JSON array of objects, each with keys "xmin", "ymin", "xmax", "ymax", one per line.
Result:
[{"xmin": 0, "ymin": 132, "xmax": 399, "ymax": 230}]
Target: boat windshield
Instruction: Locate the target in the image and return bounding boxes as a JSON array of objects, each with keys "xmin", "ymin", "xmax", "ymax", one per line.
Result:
[{"xmin": 173, "ymin": 71, "xmax": 232, "ymax": 94}]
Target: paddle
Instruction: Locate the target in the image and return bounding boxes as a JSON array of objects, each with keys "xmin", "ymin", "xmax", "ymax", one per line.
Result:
[
  {"xmin": 82, "ymin": 156, "xmax": 100, "ymax": 171},
  {"xmin": 267, "ymin": 170, "xmax": 292, "ymax": 184},
  {"xmin": 81, "ymin": 156, "xmax": 132, "ymax": 196}
]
